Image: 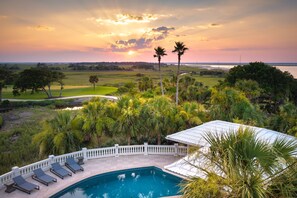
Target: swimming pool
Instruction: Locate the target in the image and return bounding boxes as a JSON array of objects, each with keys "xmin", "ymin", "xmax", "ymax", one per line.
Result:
[{"xmin": 50, "ymin": 166, "xmax": 183, "ymax": 198}]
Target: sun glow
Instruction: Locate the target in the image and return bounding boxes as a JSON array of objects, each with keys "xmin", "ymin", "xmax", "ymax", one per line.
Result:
[{"xmin": 128, "ymin": 50, "xmax": 135, "ymax": 56}]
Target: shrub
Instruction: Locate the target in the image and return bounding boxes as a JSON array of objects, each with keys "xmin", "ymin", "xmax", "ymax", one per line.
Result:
[{"xmin": 0, "ymin": 115, "xmax": 3, "ymax": 128}]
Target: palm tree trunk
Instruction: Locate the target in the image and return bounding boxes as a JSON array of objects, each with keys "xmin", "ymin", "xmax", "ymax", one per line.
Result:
[
  {"xmin": 159, "ymin": 59, "xmax": 164, "ymax": 96},
  {"xmin": 127, "ymin": 134, "xmax": 131, "ymax": 145},
  {"xmin": 157, "ymin": 133, "xmax": 161, "ymax": 145},
  {"xmin": 176, "ymin": 55, "xmax": 181, "ymax": 105}
]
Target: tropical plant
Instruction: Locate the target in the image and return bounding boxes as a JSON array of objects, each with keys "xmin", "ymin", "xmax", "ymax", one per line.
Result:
[
  {"xmin": 172, "ymin": 42, "xmax": 188, "ymax": 105},
  {"xmin": 179, "ymin": 101, "xmax": 204, "ymax": 127},
  {"xmin": 80, "ymin": 99, "xmax": 115, "ymax": 146},
  {"xmin": 210, "ymin": 87, "xmax": 263, "ymax": 126},
  {"xmin": 234, "ymin": 79, "xmax": 262, "ymax": 101},
  {"xmin": 140, "ymin": 96, "xmax": 176, "ymax": 144},
  {"xmin": 181, "ymin": 128, "xmax": 297, "ymax": 197},
  {"xmin": 138, "ymin": 76, "xmax": 153, "ymax": 92},
  {"xmin": 33, "ymin": 111, "xmax": 82, "ymax": 155},
  {"xmin": 89, "ymin": 75, "xmax": 99, "ymax": 90},
  {"xmin": 269, "ymin": 102, "xmax": 297, "ymax": 136},
  {"xmin": 114, "ymin": 96, "xmax": 142, "ymax": 145},
  {"xmin": 154, "ymin": 46, "xmax": 167, "ymax": 96}
]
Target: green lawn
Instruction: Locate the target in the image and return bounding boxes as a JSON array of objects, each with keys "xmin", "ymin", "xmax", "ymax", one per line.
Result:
[
  {"xmin": 2, "ymin": 65, "xmax": 224, "ymax": 99},
  {"xmin": 63, "ymin": 66, "xmax": 224, "ymax": 87},
  {"xmin": 2, "ymin": 86, "xmax": 118, "ymax": 99},
  {"xmin": 193, "ymin": 76, "xmax": 224, "ymax": 87}
]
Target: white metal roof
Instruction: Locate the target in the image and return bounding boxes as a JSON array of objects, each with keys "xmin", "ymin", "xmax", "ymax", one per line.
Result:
[
  {"xmin": 165, "ymin": 120, "xmax": 297, "ymax": 178},
  {"xmin": 166, "ymin": 120, "xmax": 297, "ymax": 147}
]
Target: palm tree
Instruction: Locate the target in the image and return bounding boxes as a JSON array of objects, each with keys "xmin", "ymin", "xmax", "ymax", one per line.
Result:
[
  {"xmin": 172, "ymin": 42, "xmax": 188, "ymax": 105},
  {"xmin": 179, "ymin": 101, "xmax": 204, "ymax": 128},
  {"xmin": 80, "ymin": 99, "xmax": 115, "ymax": 146},
  {"xmin": 141, "ymin": 96, "xmax": 175, "ymax": 144},
  {"xmin": 89, "ymin": 75, "xmax": 99, "ymax": 91},
  {"xmin": 154, "ymin": 46, "xmax": 167, "ymax": 96},
  {"xmin": 181, "ymin": 128, "xmax": 297, "ymax": 197},
  {"xmin": 33, "ymin": 111, "xmax": 82, "ymax": 155},
  {"xmin": 115, "ymin": 96, "xmax": 141, "ymax": 145}
]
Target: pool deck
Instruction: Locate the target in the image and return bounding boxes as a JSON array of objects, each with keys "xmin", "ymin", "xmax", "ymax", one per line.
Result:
[{"xmin": 0, "ymin": 155, "xmax": 183, "ymax": 198}]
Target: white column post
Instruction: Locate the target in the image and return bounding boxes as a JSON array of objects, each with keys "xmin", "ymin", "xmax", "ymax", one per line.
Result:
[
  {"xmin": 174, "ymin": 143, "xmax": 179, "ymax": 156},
  {"xmin": 144, "ymin": 142, "xmax": 148, "ymax": 155},
  {"xmin": 115, "ymin": 144, "xmax": 119, "ymax": 157},
  {"xmin": 12, "ymin": 166, "xmax": 20, "ymax": 177},
  {"xmin": 82, "ymin": 147, "xmax": 88, "ymax": 161},
  {"xmin": 49, "ymin": 155, "xmax": 55, "ymax": 164}
]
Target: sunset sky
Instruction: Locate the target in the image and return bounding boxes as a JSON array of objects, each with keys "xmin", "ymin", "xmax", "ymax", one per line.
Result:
[{"xmin": 0, "ymin": 0, "xmax": 297, "ymax": 62}]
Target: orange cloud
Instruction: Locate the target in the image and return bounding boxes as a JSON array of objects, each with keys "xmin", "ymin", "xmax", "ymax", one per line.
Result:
[
  {"xmin": 88, "ymin": 13, "xmax": 169, "ymax": 25},
  {"xmin": 28, "ymin": 25, "xmax": 55, "ymax": 31},
  {"xmin": 197, "ymin": 23, "xmax": 223, "ymax": 29},
  {"xmin": 0, "ymin": 15, "xmax": 8, "ymax": 19}
]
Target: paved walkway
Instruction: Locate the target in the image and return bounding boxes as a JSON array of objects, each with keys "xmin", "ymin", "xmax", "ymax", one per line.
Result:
[
  {"xmin": 0, "ymin": 155, "xmax": 183, "ymax": 198},
  {"xmin": 2, "ymin": 95, "xmax": 118, "ymax": 102}
]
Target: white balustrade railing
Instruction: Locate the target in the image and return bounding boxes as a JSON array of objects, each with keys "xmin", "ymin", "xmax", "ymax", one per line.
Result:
[{"xmin": 0, "ymin": 143, "xmax": 187, "ymax": 188}]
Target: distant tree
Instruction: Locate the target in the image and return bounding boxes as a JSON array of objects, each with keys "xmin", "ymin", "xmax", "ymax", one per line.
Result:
[
  {"xmin": 172, "ymin": 42, "xmax": 188, "ymax": 105},
  {"xmin": 225, "ymin": 62, "xmax": 297, "ymax": 109},
  {"xmin": 154, "ymin": 46, "xmax": 167, "ymax": 96},
  {"xmin": 89, "ymin": 75, "xmax": 99, "ymax": 91},
  {"xmin": 117, "ymin": 82, "xmax": 138, "ymax": 95},
  {"xmin": 0, "ymin": 68, "xmax": 14, "ymax": 102},
  {"xmin": 138, "ymin": 77, "xmax": 153, "ymax": 92},
  {"xmin": 234, "ymin": 79, "xmax": 262, "ymax": 101},
  {"xmin": 54, "ymin": 72, "xmax": 66, "ymax": 97},
  {"xmin": 13, "ymin": 68, "xmax": 65, "ymax": 98}
]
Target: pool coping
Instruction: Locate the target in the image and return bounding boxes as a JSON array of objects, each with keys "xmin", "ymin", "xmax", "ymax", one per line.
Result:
[
  {"xmin": 0, "ymin": 155, "xmax": 183, "ymax": 198},
  {"xmin": 50, "ymin": 166, "xmax": 184, "ymax": 198}
]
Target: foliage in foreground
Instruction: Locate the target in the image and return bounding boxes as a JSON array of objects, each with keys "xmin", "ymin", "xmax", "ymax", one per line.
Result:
[
  {"xmin": 34, "ymin": 96, "xmax": 205, "ymax": 156},
  {"xmin": 181, "ymin": 128, "xmax": 297, "ymax": 198}
]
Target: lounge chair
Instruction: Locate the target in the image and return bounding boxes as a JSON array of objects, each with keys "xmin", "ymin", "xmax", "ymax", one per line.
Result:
[
  {"xmin": 65, "ymin": 157, "xmax": 84, "ymax": 173},
  {"xmin": 32, "ymin": 168, "xmax": 57, "ymax": 186},
  {"xmin": 12, "ymin": 175, "xmax": 40, "ymax": 194},
  {"xmin": 50, "ymin": 162, "xmax": 72, "ymax": 179}
]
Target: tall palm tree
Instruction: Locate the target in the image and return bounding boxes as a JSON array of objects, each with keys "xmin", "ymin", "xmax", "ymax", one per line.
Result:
[
  {"xmin": 181, "ymin": 128, "xmax": 297, "ymax": 197},
  {"xmin": 154, "ymin": 46, "xmax": 167, "ymax": 96},
  {"xmin": 33, "ymin": 111, "xmax": 82, "ymax": 155},
  {"xmin": 172, "ymin": 42, "xmax": 188, "ymax": 105}
]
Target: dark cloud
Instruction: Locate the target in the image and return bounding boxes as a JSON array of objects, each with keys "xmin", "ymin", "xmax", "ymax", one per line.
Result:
[
  {"xmin": 88, "ymin": 47, "xmax": 107, "ymax": 52},
  {"xmin": 210, "ymin": 23, "xmax": 220, "ymax": 27},
  {"xmin": 111, "ymin": 26, "xmax": 175, "ymax": 52},
  {"xmin": 111, "ymin": 38, "xmax": 153, "ymax": 52},
  {"xmin": 152, "ymin": 26, "xmax": 175, "ymax": 32},
  {"xmin": 152, "ymin": 26, "xmax": 175, "ymax": 40}
]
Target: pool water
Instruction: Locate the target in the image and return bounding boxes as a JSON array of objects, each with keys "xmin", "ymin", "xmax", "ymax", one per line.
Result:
[{"xmin": 50, "ymin": 166, "xmax": 183, "ymax": 198}]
